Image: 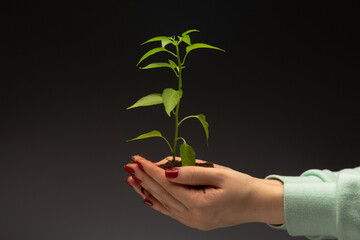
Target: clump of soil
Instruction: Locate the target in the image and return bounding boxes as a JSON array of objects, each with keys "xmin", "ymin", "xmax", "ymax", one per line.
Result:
[{"xmin": 157, "ymin": 159, "xmax": 214, "ymax": 169}]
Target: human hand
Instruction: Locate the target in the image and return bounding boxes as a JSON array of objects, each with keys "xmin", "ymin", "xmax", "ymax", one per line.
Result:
[{"xmin": 124, "ymin": 155, "xmax": 284, "ymax": 230}]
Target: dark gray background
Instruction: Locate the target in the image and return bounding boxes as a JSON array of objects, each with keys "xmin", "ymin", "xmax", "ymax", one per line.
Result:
[{"xmin": 1, "ymin": 1, "xmax": 359, "ymax": 239}]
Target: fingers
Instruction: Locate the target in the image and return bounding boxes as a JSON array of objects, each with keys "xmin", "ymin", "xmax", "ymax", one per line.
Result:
[
  {"xmin": 125, "ymin": 160, "xmax": 188, "ymax": 215},
  {"xmin": 143, "ymin": 195, "xmax": 172, "ymax": 216},
  {"xmin": 140, "ymin": 155, "xmax": 226, "ymax": 187},
  {"xmin": 127, "ymin": 155, "xmax": 229, "ymax": 213},
  {"xmin": 132, "ymin": 157, "xmax": 192, "ymax": 200},
  {"xmin": 126, "ymin": 176, "xmax": 148, "ymax": 198},
  {"xmin": 165, "ymin": 166, "xmax": 225, "ymax": 187},
  {"xmin": 134, "ymin": 157, "xmax": 225, "ymax": 208},
  {"xmin": 127, "ymin": 176, "xmax": 172, "ymax": 216}
]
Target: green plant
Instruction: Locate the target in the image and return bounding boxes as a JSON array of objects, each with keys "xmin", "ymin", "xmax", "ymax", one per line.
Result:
[{"xmin": 127, "ymin": 29, "xmax": 224, "ymax": 166}]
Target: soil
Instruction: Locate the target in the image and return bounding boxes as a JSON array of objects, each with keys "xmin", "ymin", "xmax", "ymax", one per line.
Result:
[{"xmin": 157, "ymin": 159, "xmax": 214, "ymax": 169}]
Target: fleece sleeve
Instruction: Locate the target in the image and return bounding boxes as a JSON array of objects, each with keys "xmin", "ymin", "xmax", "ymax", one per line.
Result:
[{"xmin": 266, "ymin": 166, "xmax": 360, "ymax": 240}]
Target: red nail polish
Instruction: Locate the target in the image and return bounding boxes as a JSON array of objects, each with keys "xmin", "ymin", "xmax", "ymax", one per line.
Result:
[
  {"xmin": 165, "ymin": 168, "xmax": 179, "ymax": 179},
  {"xmin": 144, "ymin": 199, "xmax": 153, "ymax": 206},
  {"xmin": 133, "ymin": 175, "xmax": 142, "ymax": 183},
  {"xmin": 137, "ymin": 162, "xmax": 144, "ymax": 171},
  {"xmin": 124, "ymin": 166, "xmax": 135, "ymax": 175},
  {"xmin": 131, "ymin": 156, "xmax": 136, "ymax": 163}
]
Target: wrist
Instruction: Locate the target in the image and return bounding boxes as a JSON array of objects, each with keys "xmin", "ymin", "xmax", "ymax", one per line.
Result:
[{"xmin": 249, "ymin": 177, "xmax": 285, "ymax": 225}]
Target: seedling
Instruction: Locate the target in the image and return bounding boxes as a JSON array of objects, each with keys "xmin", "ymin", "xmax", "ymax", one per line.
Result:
[{"xmin": 127, "ymin": 29, "xmax": 224, "ymax": 166}]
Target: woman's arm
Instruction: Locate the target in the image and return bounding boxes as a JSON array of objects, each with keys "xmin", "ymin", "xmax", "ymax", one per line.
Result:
[
  {"xmin": 124, "ymin": 156, "xmax": 360, "ymax": 239},
  {"xmin": 125, "ymin": 156, "xmax": 285, "ymax": 230}
]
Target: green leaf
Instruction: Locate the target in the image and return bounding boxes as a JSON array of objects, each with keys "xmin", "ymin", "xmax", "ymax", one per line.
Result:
[
  {"xmin": 178, "ymin": 114, "xmax": 209, "ymax": 144},
  {"xmin": 182, "ymin": 34, "xmax": 191, "ymax": 45},
  {"xmin": 186, "ymin": 43, "xmax": 225, "ymax": 54},
  {"xmin": 137, "ymin": 47, "xmax": 176, "ymax": 66},
  {"xmin": 127, "ymin": 130, "xmax": 163, "ymax": 142},
  {"xmin": 168, "ymin": 59, "xmax": 177, "ymax": 69},
  {"xmin": 161, "ymin": 39, "xmax": 173, "ymax": 48},
  {"xmin": 180, "ymin": 142, "xmax": 196, "ymax": 166},
  {"xmin": 127, "ymin": 130, "xmax": 173, "ymax": 152},
  {"xmin": 162, "ymin": 88, "xmax": 182, "ymax": 116},
  {"xmin": 196, "ymin": 114, "xmax": 209, "ymax": 144},
  {"xmin": 127, "ymin": 93, "xmax": 163, "ymax": 110},
  {"xmin": 182, "ymin": 29, "xmax": 200, "ymax": 36},
  {"xmin": 140, "ymin": 62, "xmax": 172, "ymax": 70},
  {"xmin": 141, "ymin": 36, "xmax": 171, "ymax": 45}
]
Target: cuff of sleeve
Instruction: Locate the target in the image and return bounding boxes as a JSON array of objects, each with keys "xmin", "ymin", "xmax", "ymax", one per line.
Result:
[
  {"xmin": 266, "ymin": 174, "xmax": 324, "ymax": 184},
  {"xmin": 265, "ymin": 175, "xmax": 288, "ymax": 230},
  {"xmin": 264, "ymin": 174, "xmax": 324, "ymax": 231},
  {"xmin": 283, "ymin": 182, "xmax": 337, "ymax": 237},
  {"xmin": 265, "ymin": 175, "xmax": 337, "ymax": 237}
]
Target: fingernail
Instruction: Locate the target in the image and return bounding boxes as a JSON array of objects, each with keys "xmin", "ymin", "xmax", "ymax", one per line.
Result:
[
  {"xmin": 137, "ymin": 162, "xmax": 144, "ymax": 171},
  {"xmin": 124, "ymin": 166, "xmax": 135, "ymax": 175},
  {"xmin": 131, "ymin": 154, "xmax": 145, "ymax": 163},
  {"xmin": 153, "ymin": 161, "xmax": 159, "ymax": 164},
  {"xmin": 165, "ymin": 168, "xmax": 179, "ymax": 179},
  {"xmin": 126, "ymin": 178, "xmax": 132, "ymax": 187},
  {"xmin": 133, "ymin": 175, "xmax": 142, "ymax": 183},
  {"xmin": 144, "ymin": 199, "xmax": 153, "ymax": 206}
]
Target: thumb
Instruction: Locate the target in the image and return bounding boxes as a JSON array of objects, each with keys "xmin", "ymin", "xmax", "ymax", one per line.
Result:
[{"xmin": 165, "ymin": 166, "xmax": 224, "ymax": 187}]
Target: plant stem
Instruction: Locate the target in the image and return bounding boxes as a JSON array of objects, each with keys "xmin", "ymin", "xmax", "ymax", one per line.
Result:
[
  {"xmin": 176, "ymin": 45, "xmax": 183, "ymax": 90},
  {"xmin": 172, "ymin": 44, "xmax": 183, "ymax": 161},
  {"xmin": 178, "ymin": 115, "xmax": 197, "ymax": 125},
  {"xmin": 173, "ymin": 102, "xmax": 180, "ymax": 161},
  {"xmin": 161, "ymin": 136, "xmax": 173, "ymax": 153},
  {"xmin": 177, "ymin": 137, "xmax": 186, "ymax": 143}
]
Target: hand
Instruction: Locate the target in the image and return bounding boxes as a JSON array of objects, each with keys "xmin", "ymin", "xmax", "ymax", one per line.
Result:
[{"xmin": 125, "ymin": 156, "xmax": 285, "ymax": 231}]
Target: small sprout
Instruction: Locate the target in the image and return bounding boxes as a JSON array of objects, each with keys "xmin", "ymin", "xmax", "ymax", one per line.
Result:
[{"xmin": 127, "ymin": 29, "xmax": 225, "ymax": 166}]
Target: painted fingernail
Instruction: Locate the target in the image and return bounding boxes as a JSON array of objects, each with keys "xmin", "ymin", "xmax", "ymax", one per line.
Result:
[
  {"xmin": 132, "ymin": 154, "xmax": 145, "ymax": 163},
  {"xmin": 126, "ymin": 178, "xmax": 132, "ymax": 187},
  {"xmin": 153, "ymin": 161, "xmax": 159, "ymax": 164},
  {"xmin": 137, "ymin": 162, "xmax": 144, "ymax": 171},
  {"xmin": 165, "ymin": 168, "xmax": 179, "ymax": 179},
  {"xmin": 133, "ymin": 175, "xmax": 142, "ymax": 183},
  {"xmin": 124, "ymin": 166, "xmax": 135, "ymax": 175},
  {"xmin": 144, "ymin": 199, "xmax": 153, "ymax": 206}
]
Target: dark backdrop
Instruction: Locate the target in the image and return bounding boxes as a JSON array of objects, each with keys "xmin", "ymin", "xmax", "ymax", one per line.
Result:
[{"xmin": 1, "ymin": 1, "xmax": 359, "ymax": 239}]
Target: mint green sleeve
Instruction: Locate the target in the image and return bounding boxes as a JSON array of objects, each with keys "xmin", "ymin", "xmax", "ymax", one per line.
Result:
[{"xmin": 266, "ymin": 166, "xmax": 360, "ymax": 240}]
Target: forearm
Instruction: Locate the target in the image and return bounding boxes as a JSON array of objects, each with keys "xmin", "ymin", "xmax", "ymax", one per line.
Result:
[{"xmin": 247, "ymin": 177, "xmax": 285, "ymax": 225}]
